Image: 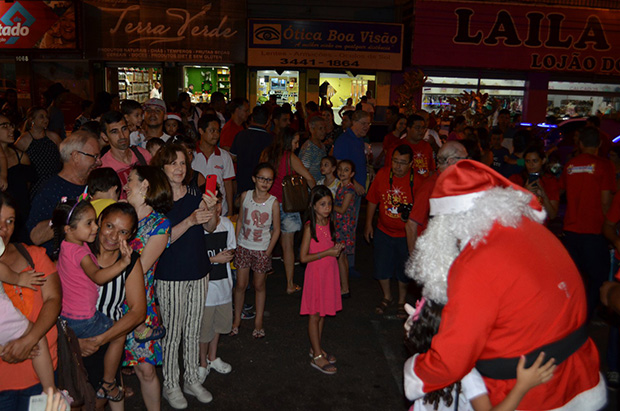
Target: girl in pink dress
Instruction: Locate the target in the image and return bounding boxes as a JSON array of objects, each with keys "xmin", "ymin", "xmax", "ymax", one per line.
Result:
[{"xmin": 300, "ymin": 185, "xmax": 345, "ymax": 375}]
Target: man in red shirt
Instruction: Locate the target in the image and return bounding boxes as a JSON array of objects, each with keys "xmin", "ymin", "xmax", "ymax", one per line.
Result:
[
  {"xmin": 365, "ymin": 144, "xmax": 424, "ymax": 318},
  {"xmin": 384, "ymin": 114, "xmax": 435, "ymax": 179},
  {"xmin": 405, "ymin": 141, "xmax": 467, "ymax": 252},
  {"xmin": 219, "ymin": 98, "xmax": 249, "ymax": 151},
  {"xmin": 560, "ymin": 126, "xmax": 615, "ymax": 318}
]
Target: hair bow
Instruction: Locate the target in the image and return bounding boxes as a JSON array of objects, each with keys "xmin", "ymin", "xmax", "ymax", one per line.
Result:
[{"xmin": 410, "ymin": 297, "xmax": 426, "ymax": 322}]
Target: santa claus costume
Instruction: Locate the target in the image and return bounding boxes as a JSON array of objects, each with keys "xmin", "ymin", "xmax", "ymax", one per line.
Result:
[{"xmin": 404, "ymin": 160, "xmax": 606, "ymax": 410}]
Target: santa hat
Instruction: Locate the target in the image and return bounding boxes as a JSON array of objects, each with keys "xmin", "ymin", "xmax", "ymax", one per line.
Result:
[
  {"xmin": 166, "ymin": 113, "xmax": 182, "ymax": 122},
  {"xmin": 429, "ymin": 160, "xmax": 545, "ymax": 221}
]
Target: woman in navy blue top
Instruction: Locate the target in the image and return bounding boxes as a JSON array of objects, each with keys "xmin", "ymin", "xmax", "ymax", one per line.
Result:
[{"xmin": 151, "ymin": 143, "xmax": 218, "ymax": 407}]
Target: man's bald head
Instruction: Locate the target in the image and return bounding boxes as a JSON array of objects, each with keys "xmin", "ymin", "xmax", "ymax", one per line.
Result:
[{"xmin": 437, "ymin": 141, "xmax": 467, "ymax": 172}]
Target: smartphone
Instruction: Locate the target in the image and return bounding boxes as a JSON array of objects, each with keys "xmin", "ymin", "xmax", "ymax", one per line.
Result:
[
  {"xmin": 205, "ymin": 174, "xmax": 217, "ymax": 195},
  {"xmin": 527, "ymin": 173, "xmax": 541, "ymax": 184}
]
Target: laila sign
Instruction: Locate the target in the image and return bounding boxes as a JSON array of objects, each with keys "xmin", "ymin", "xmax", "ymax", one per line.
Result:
[{"xmin": 413, "ymin": 1, "xmax": 620, "ymax": 75}]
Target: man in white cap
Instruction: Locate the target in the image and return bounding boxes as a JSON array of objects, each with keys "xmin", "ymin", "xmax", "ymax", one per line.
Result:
[
  {"xmin": 130, "ymin": 98, "xmax": 170, "ymax": 148},
  {"xmin": 404, "ymin": 160, "xmax": 605, "ymax": 409}
]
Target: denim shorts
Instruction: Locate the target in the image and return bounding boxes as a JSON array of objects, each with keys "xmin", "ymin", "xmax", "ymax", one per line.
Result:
[
  {"xmin": 61, "ymin": 310, "xmax": 113, "ymax": 339},
  {"xmin": 279, "ymin": 203, "xmax": 302, "ymax": 233},
  {"xmin": 373, "ymin": 228, "xmax": 410, "ymax": 283}
]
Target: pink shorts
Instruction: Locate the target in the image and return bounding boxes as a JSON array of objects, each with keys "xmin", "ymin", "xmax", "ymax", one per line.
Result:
[
  {"xmin": 0, "ymin": 296, "xmax": 29, "ymax": 346},
  {"xmin": 234, "ymin": 246, "xmax": 272, "ymax": 273}
]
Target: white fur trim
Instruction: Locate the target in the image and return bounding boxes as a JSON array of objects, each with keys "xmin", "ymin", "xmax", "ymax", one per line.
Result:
[
  {"xmin": 517, "ymin": 373, "xmax": 606, "ymax": 411},
  {"xmin": 430, "ymin": 191, "xmax": 485, "ymax": 216},
  {"xmin": 407, "ymin": 187, "xmax": 547, "ymax": 303},
  {"xmin": 403, "ymin": 354, "xmax": 425, "ymax": 401}
]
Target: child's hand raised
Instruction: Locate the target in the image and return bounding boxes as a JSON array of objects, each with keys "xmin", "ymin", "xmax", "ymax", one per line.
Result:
[
  {"xmin": 17, "ymin": 270, "xmax": 46, "ymax": 290},
  {"xmin": 515, "ymin": 352, "xmax": 556, "ymax": 392},
  {"xmin": 119, "ymin": 239, "xmax": 132, "ymax": 267}
]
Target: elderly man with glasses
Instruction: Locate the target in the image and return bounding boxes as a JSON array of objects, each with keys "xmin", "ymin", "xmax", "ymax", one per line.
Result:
[
  {"xmin": 26, "ymin": 130, "xmax": 101, "ymax": 257},
  {"xmin": 405, "ymin": 141, "xmax": 468, "ymax": 253}
]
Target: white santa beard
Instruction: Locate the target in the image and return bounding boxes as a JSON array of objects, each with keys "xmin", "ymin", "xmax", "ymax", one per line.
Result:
[{"xmin": 406, "ymin": 187, "xmax": 546, "ymax": 304}]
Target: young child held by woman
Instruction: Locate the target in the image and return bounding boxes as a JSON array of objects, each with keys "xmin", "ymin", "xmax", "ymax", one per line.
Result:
[
  {"xmin": 232, "ymin": 163, "xmax": 281, "ymax": 339},
  {"xmin": 52, "ymin": 198, "xmax": 133, "ymax": 402},
  {"xmin": 404, "ymin": 299, "xmax": 556, "ymax": 411},
  {"xmin": 333, "ymin": 160, "xmax": 357, "ymax": 298},
  {"xmin": 300, "ymin": 185, "xmax": 345, "ymax": 375}
]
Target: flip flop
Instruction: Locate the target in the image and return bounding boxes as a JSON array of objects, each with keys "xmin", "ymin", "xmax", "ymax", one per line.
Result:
[
  {"xmin": 286, "ymin": 284, "xmax": 302, "ymax": 294},
  {"xmin": 252, "ymin": 328, "xmax": 265, "ymax": 339},
  {"xmin": 229, "ymin": 326, "xmax": 239, "ymax": 337}
]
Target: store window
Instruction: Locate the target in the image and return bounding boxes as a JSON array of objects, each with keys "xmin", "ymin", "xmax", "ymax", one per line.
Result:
[
  {"xmin": 257, "ymin": 70, "xmax": 299, "ymax": 106},
  {"xmin": 184, "ymin": 66, "xmax": 231, "ymax": 104},
  {"xmin": 109, "ymin": 67, "xmax": 161, "ymax": 103},
  {"xmin": 422, "ymin": 76, "xmax": 525, "ymax": 114},
  {"xmin": 548, "ymin": 81, "xmax": 620, "ymax": 118},
  {"xmin": 318, "ymin": 73, "xmax": 376, "ymax": 124}
]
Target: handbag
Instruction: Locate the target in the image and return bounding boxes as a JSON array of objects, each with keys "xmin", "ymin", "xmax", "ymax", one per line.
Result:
[
  {"xmin": 56, "ymin": 318, "xmax": 96, "ymax": 410},
  {"xmin": 281, "ymin": 152, "xmax": 309, "ymax": 213}
]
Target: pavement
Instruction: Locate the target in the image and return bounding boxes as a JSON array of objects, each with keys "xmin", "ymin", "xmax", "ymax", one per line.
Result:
[{"xmin": 121, "ymin": 205, "xmax": 617, "ymax": 410}]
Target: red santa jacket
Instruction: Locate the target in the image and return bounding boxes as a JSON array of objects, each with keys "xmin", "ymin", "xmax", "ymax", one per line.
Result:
[{"xmin": 405, "ymin": 219, "xmax": 604, "ymax": 410}]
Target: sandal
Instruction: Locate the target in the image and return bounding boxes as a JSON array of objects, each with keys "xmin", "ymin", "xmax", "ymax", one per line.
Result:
[
  {"xmin": 310, "ymin": 354, "xmax": 337, "ymax": 375},
  {"xmin": 134, "ymin": 325, "xmax": 166, "ymax": 343},
  {"xmin": 375, "ymin": 298, "xmax": 393, "ymax": 315},
  {"xmin": 96, "ymin": 379, "xmax": 124, "ymax": 402},
  {"xmin": 397, "ymin": 303, "xmax": 408, "ymax": 320},
  {"xmin": 286, "ymin": 284, "xmax": 302, "ymax": 294},
  {"xmin": 309, "ymin": 350, "xmax": 336, "ymax": 364},
  {"xmin": 252, "ymin": 328, "xmax": 265, "ymax": 339},
  {"xmin": 229, "ymin": 326, "xmax": 239, "ymax": 337}
]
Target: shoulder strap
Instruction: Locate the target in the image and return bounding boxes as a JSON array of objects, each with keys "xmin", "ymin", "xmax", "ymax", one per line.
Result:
[
  {"xmin": 14, "ymin": 243, "xmax": 35, "ymax": 268},
  {"xmin": 286, "ymin": 152, "xmax": 293, "ymax": 176},
  {"xmin": 130, "ymin": 146, "xmax": 147, "ymax": 166}
]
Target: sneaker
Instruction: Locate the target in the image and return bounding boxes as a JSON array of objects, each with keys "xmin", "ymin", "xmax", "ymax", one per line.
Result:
[
  {"xmin": 243, "ymin": 303, "xmax": 254, "ymax": 311},
  {"xmin": 607, "ymin": 371, "xmax": 620, "ymax": 390},
  {"xmin": 208, "ymin": 357, "xmax": 232, "ymax": 374},
  {"xmin": 241, "ymin": 309, "xmax": 256, "ymax": 320},
  {"xmin": 198, "ymin": 366, "xmax": 210, "ymax": 384},
  {"xmin": 163, "ymin": 386, "xmax": 188, "ymax": 409},
  {"xmin": 183, "ymin": 383, "xmax": 213, "ymax": 404}
]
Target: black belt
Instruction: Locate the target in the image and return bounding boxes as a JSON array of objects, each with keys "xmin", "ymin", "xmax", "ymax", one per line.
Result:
[{"xmin": 475, "ymin": 324, "xmax": 588, "ymax": 380}]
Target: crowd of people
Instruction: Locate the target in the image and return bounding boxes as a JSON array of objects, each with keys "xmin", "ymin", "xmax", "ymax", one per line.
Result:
[{"xmin": 0, "ymin": 82, "xmax": 614, "ymax": 410}]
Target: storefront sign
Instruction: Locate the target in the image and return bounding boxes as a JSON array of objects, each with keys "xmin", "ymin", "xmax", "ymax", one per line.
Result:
[
  {"xmin": 248, "ymin": 19, "xmax": 404, "ymax": 71},
  {"xmin": 0, "ymin": 2, "xmax": 76, "ymax": 49},
  {"xmin": 83, "ymin": 0, "xmax": 245, "ymax": 63},
  {"xmin": 413, "ymin": 1, "xmax": 620, "ymax": 75}
]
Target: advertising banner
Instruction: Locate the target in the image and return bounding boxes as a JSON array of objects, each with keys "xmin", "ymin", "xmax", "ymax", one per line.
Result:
[
  {"xmin": 413, "ymin": 1, "xmax": 620, "ymax": 75},
  {"xmin": 0, "ymin": 1, "xmax": 76, "ymax": 49},
  {"xmin": 248, "ymin": 19, "xmax": 404, "ymax": 71},
  {"xmin": 83, "ymin": 0, "xmax": 245, "ymax": 63}
]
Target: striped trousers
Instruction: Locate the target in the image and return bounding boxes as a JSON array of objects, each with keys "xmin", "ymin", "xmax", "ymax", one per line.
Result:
[{"xmin": 156, "ymin": 276, "xmax": 207, "ymax": 389}]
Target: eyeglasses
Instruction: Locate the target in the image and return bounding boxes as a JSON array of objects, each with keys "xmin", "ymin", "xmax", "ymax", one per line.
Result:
[
  {"xmin": 0, "ymin": 122, "xmax": 14, "ymax": 129},
  {"xmin": 77, "ymin": 151, "xmax": 101, "ymax": 161},
  {"xmin": 392, "ymin": 159, "xmax": 412, "ymax": 166},
  {"xmin": 255, "ymin": 176, "xmax": 274, "ymax": 183}
]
